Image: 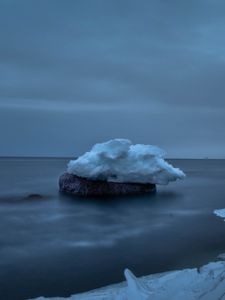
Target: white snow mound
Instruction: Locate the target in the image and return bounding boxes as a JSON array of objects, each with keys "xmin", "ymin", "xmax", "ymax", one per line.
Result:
[{"xmin": 67, "ymin": 139, "xmax": 185, "ymax": 185}]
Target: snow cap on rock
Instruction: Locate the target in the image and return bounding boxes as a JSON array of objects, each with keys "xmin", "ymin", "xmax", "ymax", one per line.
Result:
[{"xmin": 67, "ymin": 139, "xmax": 185, "ymax": 185}]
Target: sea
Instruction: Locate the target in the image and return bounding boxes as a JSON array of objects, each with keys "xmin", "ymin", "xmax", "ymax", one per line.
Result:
[{"xmin": 0, "ymin": 158, "xmax": 225, "ymax": 300}]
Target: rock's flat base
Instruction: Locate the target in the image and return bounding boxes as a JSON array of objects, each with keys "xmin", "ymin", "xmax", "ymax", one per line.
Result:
[{"xmin": 59, "ymin": 173, "xmax": 156, "ymax": 197}]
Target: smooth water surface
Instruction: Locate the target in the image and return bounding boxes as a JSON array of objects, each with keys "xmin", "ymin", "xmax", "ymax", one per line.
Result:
[{"xmin": 0, "ymin": 159, "xmax": 225, "ymax": 300}]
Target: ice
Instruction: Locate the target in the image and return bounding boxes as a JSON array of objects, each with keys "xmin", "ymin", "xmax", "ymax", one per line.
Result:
[
  {"xmin": 67, "ymin": 139, "xmax": 185, "ymax": 185},
  {"xmin": 214, "ymin": 209, "xmax": 225, "ymax": 221},
  {"xmin": 29, "ymin": 260, "xmax": 225, "ymax": 300}
]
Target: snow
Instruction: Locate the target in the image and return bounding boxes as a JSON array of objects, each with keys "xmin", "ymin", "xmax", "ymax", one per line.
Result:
[
  {"xmin": 27, "ymin": 208, "xmax": 225, "ymax": 300},
  {"xmin": 29, "ymin": 260, "xmax": 225, "ymax": 300},
  {"xmin": 67, "ymin": 139, "xmax": 185, "ymax": 185},
  {"xmin": 214, "ymin": 209, "xmax": 225, "ymax": 221}
]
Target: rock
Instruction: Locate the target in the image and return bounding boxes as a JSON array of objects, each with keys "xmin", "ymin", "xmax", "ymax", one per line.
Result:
[
  {"xmin": 59, "ymin": 173, "xmax": 156, "ymax": 197},
  {"xmin": 26, "ymin": 194, "xmax": 43, "ymax": 200}
]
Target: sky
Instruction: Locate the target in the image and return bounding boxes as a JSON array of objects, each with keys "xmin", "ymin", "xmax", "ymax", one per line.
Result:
[{"xmin": 0, "ymin": 0, "xmax": 225, "ymax": 158}]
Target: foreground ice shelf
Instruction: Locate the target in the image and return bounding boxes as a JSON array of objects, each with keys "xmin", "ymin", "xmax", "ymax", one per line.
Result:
[{"xmin": 30, "ymin": 259, "xmax": 225, "ymax": 300}]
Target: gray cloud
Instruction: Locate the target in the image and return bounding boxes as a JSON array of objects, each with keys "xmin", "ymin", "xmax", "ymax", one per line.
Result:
[{"xmin": 0, "ymin": 0, "xmax": 225, "ymax": 157}]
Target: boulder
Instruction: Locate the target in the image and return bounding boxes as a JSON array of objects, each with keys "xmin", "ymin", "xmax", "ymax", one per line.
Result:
[
  {"xmin": 59, "ymin": 173, "xmax": 156, "ymax": 197},
  {"xmin": 26, "ymin": 194, "xmax": 43, "ymax": 200}
]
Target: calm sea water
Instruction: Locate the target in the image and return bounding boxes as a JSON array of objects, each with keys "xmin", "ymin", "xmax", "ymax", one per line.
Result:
[{"xmin": 0, "ymin": 159, "xmax": 225, "ymax": 300}]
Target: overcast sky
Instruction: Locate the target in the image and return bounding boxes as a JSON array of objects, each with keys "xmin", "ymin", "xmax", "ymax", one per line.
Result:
[{"xmin": 1, "ymin": 0, "xmax": 225, "ymax": 157}]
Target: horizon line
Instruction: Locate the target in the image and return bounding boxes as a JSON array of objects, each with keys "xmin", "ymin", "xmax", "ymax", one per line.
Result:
[{"xmin": 0, "ymin": 156, "xmax": 224, "ymax": 160}]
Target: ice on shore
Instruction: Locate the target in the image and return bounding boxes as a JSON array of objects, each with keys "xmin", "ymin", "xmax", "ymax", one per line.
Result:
[
  {"xmin": 214, "ymin": 209, "xmax": 225, "ymax": 221},
  {"xmin": 67, "ymin": 139, "xmax": 185, "ymax": 185},
  {"xmin": 30, "ymin": 259, "xmax": 225, "ymax": 300}
]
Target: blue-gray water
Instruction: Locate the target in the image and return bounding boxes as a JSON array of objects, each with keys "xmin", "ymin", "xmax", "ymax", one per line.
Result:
[{"xmin": 0, "ymin": 159, "xmax": 225, "ymax": 300}]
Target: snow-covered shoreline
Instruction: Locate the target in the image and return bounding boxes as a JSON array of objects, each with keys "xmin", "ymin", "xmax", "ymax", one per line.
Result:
[
  {"xmin": 30, "ymin": 259, "xmax": 225, "ymax": 300},
  {"xmin": 29, "ymin": 210, "xmax": 225, "ymax": 300}
]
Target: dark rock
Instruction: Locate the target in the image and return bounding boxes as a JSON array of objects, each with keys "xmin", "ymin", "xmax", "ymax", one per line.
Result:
[
  {"xmin": 26, "ymin": 194, "xmax": 43, "ymax": 200},
  {"xmin": 59, "ymin": 173, "xmax": 156, "ymax": 197}
]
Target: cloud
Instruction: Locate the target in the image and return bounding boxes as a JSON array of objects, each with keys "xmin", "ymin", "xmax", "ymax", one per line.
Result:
[{"xmin": 0, "ymin": 0, "xmax": 225, "ymax": 156}]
